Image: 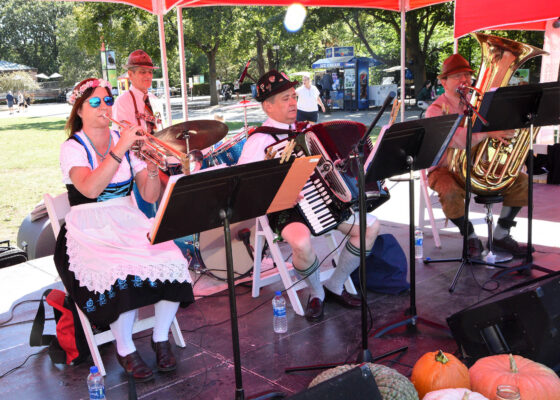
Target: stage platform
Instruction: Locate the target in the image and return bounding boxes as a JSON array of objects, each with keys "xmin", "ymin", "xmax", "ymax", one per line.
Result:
[{"xmin": 1, "ymin": 183, "xmax": 559, "ymax": 399}]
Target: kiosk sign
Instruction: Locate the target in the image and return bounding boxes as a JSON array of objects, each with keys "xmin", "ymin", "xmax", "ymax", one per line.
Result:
[{"xmin": 325, "ymin": 46, "xmax": 354, "ymax": 58}]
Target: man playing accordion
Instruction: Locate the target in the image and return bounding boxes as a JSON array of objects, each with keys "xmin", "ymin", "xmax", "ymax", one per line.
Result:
[{"xmin": 238, "ymin": 70, "xmax": 380, "ymax": 323}]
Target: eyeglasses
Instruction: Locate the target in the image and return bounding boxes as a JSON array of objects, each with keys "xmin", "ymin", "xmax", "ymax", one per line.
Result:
[
  {"xmin": 88, "ymin": 96, "xmax": 114, "ymax": 108},
  {"xmin": 447, "ymin": 72, "xmax": 472, "ymax": 81}
]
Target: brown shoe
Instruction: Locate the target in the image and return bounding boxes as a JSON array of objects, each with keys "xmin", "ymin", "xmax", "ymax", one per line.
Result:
[
  {"xmin": 324, "ymin": 287, "xmax": 361, "ymax": 308},
  {"xmin": 493, "ymin": 235, "xmax": 533, "ymax": 258},
  {"xmin": 116, "ymin": 351, "xmax": 154, "ymax": 382},
  {"xmin": 151, "ymin": 339, "xmax": 177, "ymax": 372},
  {"xmin": 467, "ymin": 237, "xmax": 483, "ymax": 259},
  {"xmin": 304, "ymin": 297, "xmax": 324, "ymax": 322}
]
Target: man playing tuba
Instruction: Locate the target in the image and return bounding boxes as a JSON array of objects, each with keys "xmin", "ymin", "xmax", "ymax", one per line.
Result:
[{"xmin": 426, "ymin": 54, "xmax": 530, "ymax": 259}]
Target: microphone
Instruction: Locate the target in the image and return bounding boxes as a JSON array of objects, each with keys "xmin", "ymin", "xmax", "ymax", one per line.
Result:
[
  {"xmin": 456, "ymin": 83, "xmax": 468, "ymax": 95},
  {"xmin": 238, "ymin": 60, "xmax": 252, "ymax": 84}
]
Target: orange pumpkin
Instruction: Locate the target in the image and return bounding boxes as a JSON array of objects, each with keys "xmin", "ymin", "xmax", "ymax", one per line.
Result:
[
  {"xmin": 411, "ymin": 350, "xmax": 471, "ymax": 399},
  {"xmin": 469, "ymin": 354, "xmax": 560, "ymax": 400}
]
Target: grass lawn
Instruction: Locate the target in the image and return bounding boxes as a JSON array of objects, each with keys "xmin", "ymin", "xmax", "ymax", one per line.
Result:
[{"xmin": 0, "ymin": 116, "xmax": 67, "ymax": 246}]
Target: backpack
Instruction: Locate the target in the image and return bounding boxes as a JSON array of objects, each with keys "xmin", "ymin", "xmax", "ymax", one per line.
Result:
[
  {"xmin": 350, "ymin": 233, "xmax": 410, "ymax": 295},
  {"xmin": 30, "ymin": 289, "xmax": 90, "ymax": 365}
]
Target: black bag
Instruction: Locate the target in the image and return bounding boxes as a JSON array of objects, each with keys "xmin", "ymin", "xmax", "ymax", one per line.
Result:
[
  {"xmin": 0, "ymin": 240, "xmax": 27, "ymax": 269},
  {"xmin": 351, "ymin": 234, "xmax": 410, "ymax": 295},
  {"xmin": 30, "ymin": 289, "xmax": 90, "ymax": 365}
]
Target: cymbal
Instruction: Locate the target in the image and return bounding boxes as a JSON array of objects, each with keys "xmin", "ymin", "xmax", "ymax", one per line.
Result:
[{"xmin": 154, "ymin": 120, "xmax": 228, "ymax": 152}]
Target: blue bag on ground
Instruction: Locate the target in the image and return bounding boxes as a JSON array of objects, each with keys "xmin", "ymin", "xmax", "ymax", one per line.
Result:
[{"xmin": 350, "ymin": 234, "xmax": 409, "ymax": 294}]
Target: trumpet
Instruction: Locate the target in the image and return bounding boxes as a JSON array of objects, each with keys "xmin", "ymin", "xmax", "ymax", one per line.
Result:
[{"xmin": 103, "ymin": 114, "xmax": 188, "ymax": 172}]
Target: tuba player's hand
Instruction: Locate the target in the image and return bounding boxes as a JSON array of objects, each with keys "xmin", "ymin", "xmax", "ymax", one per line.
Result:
[{"xmin": 487, "ymin": 129, "xmax": 515, "ymax": 146}]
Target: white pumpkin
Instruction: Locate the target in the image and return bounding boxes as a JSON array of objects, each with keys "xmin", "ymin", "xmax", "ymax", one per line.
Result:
[{"xmin": 423, "ymin": 388, "xmax": 489, "ymax": 400}]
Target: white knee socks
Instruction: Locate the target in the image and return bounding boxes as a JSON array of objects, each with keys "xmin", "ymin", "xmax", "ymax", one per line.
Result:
[
  {"xmin": 294, "ymin": 257, "xmax": 325, "ymax": 300},
  {"xmin": 324, "ymin": 241, "xmax": 365, "ymax": 295},
  {"xmin": 110, "ymin": 309, "xmax": 137, "ymax": 357},
  {"xmin": 153, "ymin": 300, "xmax": 180, "ymax": 343}
]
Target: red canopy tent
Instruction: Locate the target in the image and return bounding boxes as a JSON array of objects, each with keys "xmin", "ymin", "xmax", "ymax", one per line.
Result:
[{"xmin": 454, "ymin": 0, "xmax": 559, "ymax": 38}]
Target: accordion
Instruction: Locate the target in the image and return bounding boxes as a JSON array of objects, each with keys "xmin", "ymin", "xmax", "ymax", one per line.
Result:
[{"xmin": 265, "ymin": 121, "xmax": 389, "ymax": 236}]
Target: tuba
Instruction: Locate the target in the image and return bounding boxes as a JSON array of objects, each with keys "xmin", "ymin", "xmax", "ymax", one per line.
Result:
[{"xmin": 448, "ymin": 33, "xmax": 547, "ymax": 195}]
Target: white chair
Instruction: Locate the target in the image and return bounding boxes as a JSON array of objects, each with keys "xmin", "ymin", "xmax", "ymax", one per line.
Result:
[
  {"xmin": 44, "ymin": 193, "xmax": 186, "ymax": 376},
  {"xmin": 417, "ymin": 170, "xmax": 443, "ymax": 248},
  {"xmin": 251, "ymin": 216, "xmax": 357, "ymax": 316}
]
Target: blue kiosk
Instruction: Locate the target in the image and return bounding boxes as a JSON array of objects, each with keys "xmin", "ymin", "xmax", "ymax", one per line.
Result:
[{"xmin": 312, "ymin": 47, "xmax": 381, "ymax": 111}]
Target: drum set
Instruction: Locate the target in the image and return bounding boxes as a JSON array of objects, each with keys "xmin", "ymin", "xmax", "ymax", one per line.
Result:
[{"xmin": 149, "ymin": 113, "xmax": 256, "ymax": 278}]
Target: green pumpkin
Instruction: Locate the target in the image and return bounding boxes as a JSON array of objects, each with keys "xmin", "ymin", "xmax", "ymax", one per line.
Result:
[{"xmin": 309, "ymin": 363, "xmax": 419, "ymax": 400}]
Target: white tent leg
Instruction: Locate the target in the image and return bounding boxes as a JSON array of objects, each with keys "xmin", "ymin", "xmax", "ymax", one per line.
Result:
[
  {"xmin": 400, "ymin": 9, "xmax": 406, "ymax": 122},
  {"xmin": 157, "ymin": 12, "xmax": 172, "ymax": 127},
  {"xmin": 177, "ymin": 6, "xmax": 189, "ymax": 121}
]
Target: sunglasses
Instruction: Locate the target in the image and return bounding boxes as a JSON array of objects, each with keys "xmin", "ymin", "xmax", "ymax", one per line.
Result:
[{"xmin": 88, "ymin": 96, "xmax": 114, "ymax": 108}]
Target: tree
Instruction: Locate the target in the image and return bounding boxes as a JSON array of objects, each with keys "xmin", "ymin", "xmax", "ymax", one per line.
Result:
[
  {"xmin": 370, "ymin": 4, "xmax": 454, "ymax": 95},
  {"xmin": 0, "ymin": 0, "xmax": 72, "ymax": 74},
  {"xmin": 181, "ymin": 7, "xmax": 237, "ymax": 105},
  {"xmin": 0, "ymin": 72, "xmax": 40, "ymax": 92}
]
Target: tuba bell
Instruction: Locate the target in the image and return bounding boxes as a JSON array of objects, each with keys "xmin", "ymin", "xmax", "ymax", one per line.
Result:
[{"xmin": 448, "ymin": 33, "xmax": 548, "ymax": 195}]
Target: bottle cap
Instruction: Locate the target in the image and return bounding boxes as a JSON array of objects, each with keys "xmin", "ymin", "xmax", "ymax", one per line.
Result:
[
  {"xmin": 275, "ymin": 291, "xmax": 282, "ymax": 296},
  {"xmin": 90, "ymin": 366, "xmax": 98, "ymax": 374}
]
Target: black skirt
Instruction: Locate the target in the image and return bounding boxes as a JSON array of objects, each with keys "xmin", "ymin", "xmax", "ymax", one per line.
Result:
[{"xmin": 54, "ymin": 224, "xmax": 194, "ymax": 329}]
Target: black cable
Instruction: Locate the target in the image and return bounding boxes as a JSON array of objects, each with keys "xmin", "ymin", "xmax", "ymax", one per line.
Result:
[
  {"xmin": 282, "ymin": 213, "xmax": 356, "ymax": 293},
  {"xmin": 0, "ymin": 299, "xmax": 42, "ymax": 327},
  {"xmin": 0, "ymin": 348, "xmax": 48, "ymax": 379}
]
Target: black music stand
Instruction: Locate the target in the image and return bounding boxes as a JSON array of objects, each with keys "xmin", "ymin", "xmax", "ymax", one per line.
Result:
[
  {"xmin": 472, "ymin": 82, "xmax": 560, "ymax": 277},
  {"xmin": 363, "ymin": 115, "xmax": 461, "ymax": 338},
  {"xmin": 151, "ymin": 157, "xmax": 318, "ymax": 400}
]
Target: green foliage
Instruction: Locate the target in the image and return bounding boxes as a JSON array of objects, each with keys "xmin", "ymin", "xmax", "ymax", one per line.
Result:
[
  {"xmin": 0, "ymin": 72, "xmax": 40, "ymax": 92},
  {"xmin": 0, "ymin": 0, "xmax": 72, "ymax": 74}
]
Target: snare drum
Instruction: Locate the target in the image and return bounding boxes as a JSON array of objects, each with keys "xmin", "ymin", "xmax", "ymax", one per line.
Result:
[
  {"xmin": 187, "ymin": 219, "xmax": 255, "ymax": 279},
  {"xmin": 212, "ymin": 132, "xmax": 248, "ymax": 166}
]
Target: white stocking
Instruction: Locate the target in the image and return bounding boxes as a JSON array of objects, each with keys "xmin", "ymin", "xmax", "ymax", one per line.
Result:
[
  {"xmin": 110, "ymin": 309, "xmax": 137, "ymax": 357},
  {"xmin": 153, "ymin": 300, "xmax": 179, "ymax": 343}
]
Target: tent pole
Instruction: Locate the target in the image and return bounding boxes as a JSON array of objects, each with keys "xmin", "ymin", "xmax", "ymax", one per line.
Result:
[
  {"xmin": 177, "ymin": 6, "xmax": 189, "ymax": 121},
  {"xmin": 400, "ymin": 8, "xmax": 406, "ymax": 122},
  {"xmin": 157, "ymin": 11, "xmax": 172, "ymax": 127},
  {"xmin": 453, "ymin": 39, "xmax": 458, "ymax": 53}
]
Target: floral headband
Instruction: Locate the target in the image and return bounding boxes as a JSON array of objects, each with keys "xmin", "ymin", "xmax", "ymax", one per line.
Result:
[{"xmin": 69, "ymin": 79, "xmax": 112, "ymax": 105}]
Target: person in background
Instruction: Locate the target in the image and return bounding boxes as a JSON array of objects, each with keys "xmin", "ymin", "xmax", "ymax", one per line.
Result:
[
  {"xmin": 238, "ymin": 70, "xmax": 380, "ymax": 323},
  {"xmin": 113, "ymin": 49, "xmax": 162, "ymax": 218},
  {"xmin": 55, "ymin": 77, "xmax": 193, "ymax": 382},
  {"xmin": 6, "ymin": 91, "xmax": 14, "ymax": 114},
  {"xmin": 416, "ymin": 80, "xmax": 433, "ymax": 116},
  {"xmin": 320, "ymin": 72, "xmax": 334, "ymax": 112},
  {"xmin": 426, "ymin": 54, "xmax": 529, "ymax": 259},
  {"xmin": 295, "ymin": 75, "xmax": 325, "ymax": 123},
  {"xmin": 17, "ymin": 91, "xmax": 25, "ymax": 112}
]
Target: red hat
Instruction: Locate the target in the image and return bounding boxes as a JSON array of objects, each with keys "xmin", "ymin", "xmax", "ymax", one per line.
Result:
[
  {"xmin": 255, "ymin": 70, "xmax": 298, "ymax": 102},
  {"xmin": 438, "ymin": 54, "xmax": 473, "ymax": 79},
  {"xmin": 125, "ymin": 50, "xmax": 159, "ymax": 70}
]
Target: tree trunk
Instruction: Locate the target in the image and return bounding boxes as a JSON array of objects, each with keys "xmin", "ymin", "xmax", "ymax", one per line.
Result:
[
  {"xmin": 266, "ymin": 47, "xmax": 275, "ymax": 71},
  {"xmin": 256, "ymin": 31, "xmax": 266, "ymax": 77},
  {"xmin": 208, "ymin": 50, "xmax": 218, "ymax": 106},
  {"xmin": 406, "ymin": 14, "xmax": 427, "ymax": 98}
]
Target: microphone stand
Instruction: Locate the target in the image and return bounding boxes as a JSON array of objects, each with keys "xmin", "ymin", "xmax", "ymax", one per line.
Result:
[{"xmin": 424, "ymin": 88, "xmax": 514, "ymax": 292}]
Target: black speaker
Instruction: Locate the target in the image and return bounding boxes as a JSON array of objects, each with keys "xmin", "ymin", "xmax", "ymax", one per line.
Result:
[
  {"xmin": 287, "ymin": 365, "xmax": 382, "ymax": 400},
  {"xmin": 447, "ymin": 272, "xmax": 560, "ymax": 370}
]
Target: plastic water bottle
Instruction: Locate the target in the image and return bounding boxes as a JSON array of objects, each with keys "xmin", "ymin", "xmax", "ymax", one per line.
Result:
[
  {"xmin": 272, "ymin": 291, "xmax": 287, "ymax": 333},
  {"xmin": 87, "ymin": 366, "xmax": 106, "ymax": 400},
  {"xmin": 414, "ymin": 228, "xmax": 424, "ymax": 259}
]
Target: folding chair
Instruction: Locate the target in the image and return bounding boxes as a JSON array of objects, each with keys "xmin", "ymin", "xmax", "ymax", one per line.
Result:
[
  {"xmin": 44, "ymin": 193, "xmax": 185, "ymax": 376},
  {"xmin": 251, "ymin": 216, "xmax": 357, "ymax": 316},
  {"xmin": 417, "ymin": 170, "xmax": 443, "ymax": 248}
]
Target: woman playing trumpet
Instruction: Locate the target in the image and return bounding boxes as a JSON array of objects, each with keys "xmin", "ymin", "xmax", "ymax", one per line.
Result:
[{"xmin": 54, "ymin": 78, "xmax": 193, "ymax": 382}]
